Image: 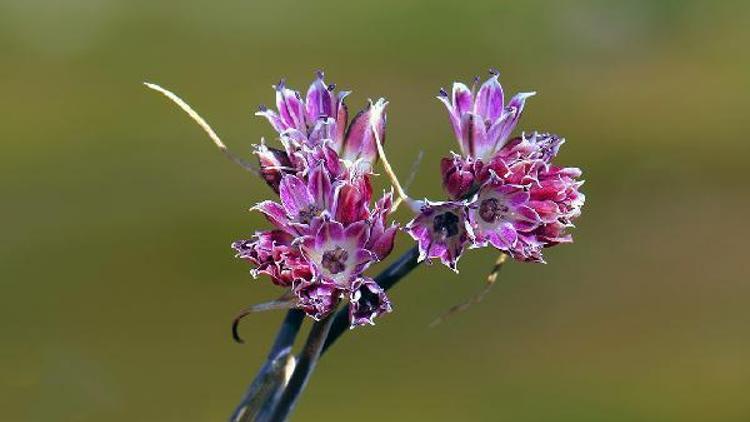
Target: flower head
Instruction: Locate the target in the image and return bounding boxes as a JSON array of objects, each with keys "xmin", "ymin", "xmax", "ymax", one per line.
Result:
[
  {"xmin": 426, "ymin": 72, "xmax": 584, "ymax": 269},
  {"xmin": 233, "ymin": 73, "xmax": 398, "ymax": 327}
]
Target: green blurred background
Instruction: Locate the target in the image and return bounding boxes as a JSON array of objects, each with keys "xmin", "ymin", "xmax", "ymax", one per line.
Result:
[{"xmin": 2, "ymin": 0, "xmax": 749, "ymax": 420}]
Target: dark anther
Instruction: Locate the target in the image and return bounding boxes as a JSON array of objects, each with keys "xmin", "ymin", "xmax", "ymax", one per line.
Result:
[
  {"xmin": 433, "ymin": 212, "xmax": 460, "ymax": 238},
  {"xmin": 321, "ymin": 247, "xmax": 349, "ymax": 274}
]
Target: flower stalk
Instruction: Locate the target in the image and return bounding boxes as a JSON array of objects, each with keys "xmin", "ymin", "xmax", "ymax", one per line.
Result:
[{"xmin": 264, "ymin": 313, "xmax": 336, "ymax": 422}]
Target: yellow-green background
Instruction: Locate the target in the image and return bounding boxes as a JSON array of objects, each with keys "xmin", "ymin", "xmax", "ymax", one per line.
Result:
[{"xmin": 2, "ymin": 1, "xmax": 749, "ymax": 420}]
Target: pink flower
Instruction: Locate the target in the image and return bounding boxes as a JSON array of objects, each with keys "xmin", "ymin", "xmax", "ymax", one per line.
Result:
[
  {"xmin": 348, "ymin": 278, "xmax": 392, "ymax": 327},
  {"xmin": 294, "ymin": 279, "xmax": 343, "ymax": 321},
  {"xmin": 427, "ymin": 72, "xmax": 584, "ymax": 269},
  {"xmin": 300, "ymin": 220, "xmax": 374, "ymax": 288},
  {"xmin": 404, "ymin": 200, "xmax": 473, "ymax": 272},
  {"xmin": 236, "ymin": 80, "xmax": 399, "ymax": 325}
]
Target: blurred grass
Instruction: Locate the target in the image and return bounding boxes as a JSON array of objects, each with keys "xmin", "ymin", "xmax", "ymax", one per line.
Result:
[{"xmin": 1, "ymin": 0, "xmax": 749, "ymax": 420}]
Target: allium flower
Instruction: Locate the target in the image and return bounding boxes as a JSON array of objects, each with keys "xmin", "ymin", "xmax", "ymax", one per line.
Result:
[
  {"xmin": 293, "ymin": 279, "xmax": 342, "ymax": 321},
  {"xmin": 348, "ymin": 278, "xmax": 392, "ymax": 327},
  {"xmin": 300, "ymin": 220, "xmax": 374, "ymax": 287},
  {"xmin": 231, "ymin": 72, "xmax": 396, "ymax": 326},
  {"xmin": 405, "ymin": 200, "xmax": 473, "ymax": 271},
  {"xmin": 406, "ymin": 71, "xmax": 585, "ymax": 269}
]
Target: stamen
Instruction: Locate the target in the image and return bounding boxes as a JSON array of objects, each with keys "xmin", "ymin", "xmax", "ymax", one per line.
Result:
[{"xmin": 144, "ymin": 82, "xmax": 260, "ymax": 176}]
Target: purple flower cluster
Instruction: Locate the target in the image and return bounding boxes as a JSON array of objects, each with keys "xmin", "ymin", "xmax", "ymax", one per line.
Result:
[
  {"xmin": 229, "ymin": 69, "xmax": 584, "ymax": 326},
  {"xmin": 233, "ymin": 72, "xmax": 396, "ymax": 327},
  {"xmin": 406, "ymin": 71, "xmax": 585, "ymax": 269}
]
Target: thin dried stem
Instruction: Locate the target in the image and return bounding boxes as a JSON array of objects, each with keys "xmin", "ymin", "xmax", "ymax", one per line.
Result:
[
  {"xmin": 232, "ymin": 292, "xmax": 297, "ymax": 343},
  {"xmin": 144, "ymin": 82, "xmax": 259, "ymax": 175},
  {"xmin": 404, "ymin": 150, "xmax": 424, "ymax": 191},
  {"xmin": 371, "ymin": 117, "xmax": 414, "ymax": 212},
  {"xmin": 429, "ymin": 253, "xmax": 509, "ymax": 327},
  {"xmin": 393, "ymin": 150, "xmax": 424, "ymax": 211}
]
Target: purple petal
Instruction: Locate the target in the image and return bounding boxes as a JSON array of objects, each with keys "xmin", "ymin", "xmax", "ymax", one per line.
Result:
[
  {"xmin": 275, "ymin": 82, "xmax": 306, "ymax": 133},
  {"xmin": 332, "ymin": 182, "xmax": 368, "ymax": 226},
  {"xmin": 487, "ymin": 92, "xmax": 535, "ymax": 152},
  {"xmin": 279, "ymin": 175, "xmax": 314, "ymax": 217},
  {"xmin": 334, "ymin": 91, "xmax": 350, "ymax": 150},
  {"xmin": 460, "ymin": 113, "xmax": 487, "ymax": 158},
  {"xmin": 508, "ymin": 190, "xmax": 530, "ymax": 206},
  {"xmin": 452, "ymin": 82, "xmax": 473, "ymax": 115},
  {"xmin": 368, "ymin": 224, "xmax": 398, "ymax": 261},
  {"xmin": 305, "ymin": 72, "xmax": 335, "ymax": 124},
  {"xmin": 251, "ymin": 201, "xmax": 292, "ymax": 233},
  {"xmin": 474, "ymin": 73, "xmax": 504, "ymax": 123},
  {"xmin": 308, "ymin": 118, "xmax": 336, "ymax": 146},
  {"xmin": 255, "ymin": 107, "xmax": 287, "ymax": 134},
  {"xmin": 438, "ymin": 91, "xmax": 463, "ymax": 151},
  {"xmin": 307, "ymin": 162, "xmax": 333, "ymax": 211},
  {"xmin": 344, "ymin": 221, "xmax": 369, "ymax": 248},
  {"xmin": 317, "ymin": 220, "xmax": 345, "ymax": 246},
  {"xmin": 486, "ymin": 222, "xmax": 518, "ymax": 250},
  {"xmin": 342, "ymin": 98, "xmax": 387, "ymax": 166},
  {"xmin": 295, "ymin": 280, "xmax": 341, "ymax": 321},
  {"xmin": 254, "ymin": 142, "xmax": 292, "ymax": 193}
]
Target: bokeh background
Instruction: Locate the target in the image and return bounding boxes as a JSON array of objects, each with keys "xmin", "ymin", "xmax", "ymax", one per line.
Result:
[{"xmin": 2, "ymin": 0, "xmax": 749, "ymax": 420}]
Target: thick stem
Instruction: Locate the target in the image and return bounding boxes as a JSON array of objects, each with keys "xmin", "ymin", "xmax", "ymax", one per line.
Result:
[
  {"xmin": 264, "ymin": 313, "xmax": 336, "ymax": 422},
  {"xmin": 229, "ymin": 309, "xmax": 304, "ymax": 422},
  {"xmin": 231, "ymin": 246, "xmax": 421, "ymax": 420}
]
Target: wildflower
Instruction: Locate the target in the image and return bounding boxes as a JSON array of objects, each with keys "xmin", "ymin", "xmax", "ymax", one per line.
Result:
[
  {"xmin": 294, "ymin": 279, "xmax": 343, "ymax": 321},
  {"xmin": 299, "ymin": 220, "xmax": 374, "ymax": 288},
  {"xmin": 231, "ymin": 73, "xmax": 398, "ymax": 326},
  {"xmin": 408, "ymin": 72, "xmax": 584, "ymax": 269}
]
